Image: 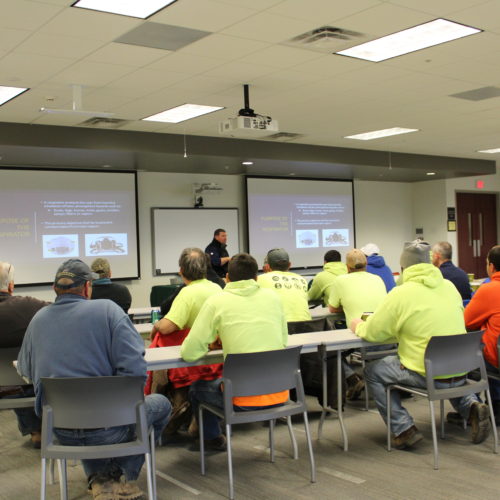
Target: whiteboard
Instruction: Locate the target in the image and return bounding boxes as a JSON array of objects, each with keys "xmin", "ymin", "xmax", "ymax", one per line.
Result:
[{"xmin": 151, "ymin": 208, "xmax": 240, "ymax": 275}]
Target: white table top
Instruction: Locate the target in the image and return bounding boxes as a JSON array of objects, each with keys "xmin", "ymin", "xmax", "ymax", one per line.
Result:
[
  {"xmin": 135, "ymin": 322, "xmax": 153, "ymax": 335},
  {"xmin": 145, "ymin": 329, "xmax": 363, "ymax": 370}
]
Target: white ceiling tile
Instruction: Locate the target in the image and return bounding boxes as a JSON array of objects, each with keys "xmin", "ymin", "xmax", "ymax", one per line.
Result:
[
  {"xmin": 239, "ymin": 45, "xmax": 324, "ymax": 69},
  {"xmin": 147, "ymin": 52, "xmax": 226, "ymax": 74},
  {"xmin": 105, "ymin": 67, "xmax": 190, "ymax": 94},
  {"xmin": 0, "ymin": 0, "xmax": 63, "ymax": 30},
  {"xmin": 213, "ymin": 0, "xmax": 284, "ymax": 10},
  {"xmin": 152, "ymin": 0, "xmax": 255, "ymax": 32},
  {"xmin": 51, "ymin": 61, "xmax": 135, "ymax": 87},
  {"xmin": 387, "ymin": 0, "xmax": 490, "ymax": 16},
  {"xmin": 291, "ymin": 54, "xmax": 369, "ymax": 78},
  {"xmin": 202, "ymin": 61, "xmax": 276, "ymax": 82},
  {"xmin": 446, "ymin": 1, "xmax": 500, "ymax": 33},
  {"xmin": 31, "ymin": 112, "xmax": 90, "ymax": 126},
  {"xmin": 85, "ymin": 43, "xmax": 169, "ymax": 67},
  {"xmin": 14, "ymin": 33, "xmax": 105, "ymax": 59},
  {"xmin": 118, "ymin": 120, "xmax": 169, "ymax": 132},
  {"xmin": 166, "ymin": 75, "xmax": 236, "ymax": 96},
  {"xmin": 0, "ymin": 28, "xmax": 32, "ymax": 53},
  {"xmin": 39, "ymin": 7, "xmax": 141, "ymax": 41},
  {"xmin": 221, "ymin": 12, "xmax": 318, "ymax": 43},
  {"xmin": 268, "ymin": 0, "xmax": 382, "ymax": 24},
  {"xmin": 180, "ymin": 34, "xmax": 270, "ymax": 60}
]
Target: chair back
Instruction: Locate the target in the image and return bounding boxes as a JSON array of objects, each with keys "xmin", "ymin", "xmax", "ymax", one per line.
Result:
[
  {"xmin": 0, "ymin": 347, "xmax": 27, "ymax": 386},
  {"xmin": 287, "ymin": 317, "xmax": 329, "ymax": 335},
  {"xmin": 424, "ymin": 331, "xmax": 487, "ymax": 397},
  {"xmin": 41, "ymin": 376, "xmax": 145, "ymax": 429},
  {"xmin": 223, "ymin": 346, "xmax": 302, "ymax": 398}
]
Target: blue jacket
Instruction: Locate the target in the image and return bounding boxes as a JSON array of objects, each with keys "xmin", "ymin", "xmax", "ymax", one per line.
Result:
[
  {"xmin": 439, "ymin": 260, "xmax": 472, "ymax": 300},
  {"xmin": 366, "ymin": 255, "xmax": 396, "ymax": 292},
  {"xmin": 17, "ymin": 293, "xmax": 145, "ymax": 415}
]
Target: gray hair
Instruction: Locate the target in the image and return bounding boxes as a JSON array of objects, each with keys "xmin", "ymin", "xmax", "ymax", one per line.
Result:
[
  {"xmin": 0, "ymin": 261, "xmax": 14, "ymax": 290},
  {"xmin": 432, "ymin": 241, "xmax": 452, "ymax": 261},
  {"xmin": 178, "ymin": 248, "xmax": 207, "ymax": 281}
]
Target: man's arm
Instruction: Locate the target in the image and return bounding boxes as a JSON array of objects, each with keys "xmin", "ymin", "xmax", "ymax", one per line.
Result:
[
  {"xmin": 151, "ymin": 317, "xmax": 179, "ymax": 337},
  {"xmin": 464, "ymin": 287, "xmax": 489, "ymax": 330},
  {"xmin": 181, "ymin": 300, "xmax": 218, "ymax": 362},
  {"xmin": 307, "ymin": 277, "xmax": 321, "ymax": 302},
  {"xmin": 17, "ymin": 324, "xmax": 33, "ymax": 381},
  {"xmin": 327, "ymin": 279, "xmax": 342, "ymax": 313}
]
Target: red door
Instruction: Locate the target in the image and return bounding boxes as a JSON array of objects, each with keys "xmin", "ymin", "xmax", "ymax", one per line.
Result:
[{"xmin": 456, "ymin": 192, "xmax": 497, "ymax": 278}]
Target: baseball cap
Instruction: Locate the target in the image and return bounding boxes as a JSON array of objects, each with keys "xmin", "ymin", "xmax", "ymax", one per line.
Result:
[
  {"xmin": 360, "ymin": 243, "xmax": 380, "ymax": 256},
  {"xmin": 266, "ymin": 248, "xmax": 290, "ymax": 268},
  {"xmin": 54, "ymin": 259, "xmax": 98, "ymax": 289}
]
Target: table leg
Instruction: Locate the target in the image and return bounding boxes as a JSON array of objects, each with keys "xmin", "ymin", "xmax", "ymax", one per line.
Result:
[{"xmin": 338, "ymin": 349, "xmax": 348, "ymax": 451}]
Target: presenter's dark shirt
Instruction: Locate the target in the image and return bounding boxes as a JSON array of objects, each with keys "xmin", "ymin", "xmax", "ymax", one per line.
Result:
[
  {"xmin": 0, "ymin": 292, "xmax": 49, "ymax": 348},
  {"xmin": 90, "ymin": 279, "xmax": 132, "ymax": 313},
  {"xmin": 205, "ymin": 239, "xmax": 229, "ymax": 278},
  {"xmin": 439, "ymin": 261, "xmax": 472, "ymax": 300}
]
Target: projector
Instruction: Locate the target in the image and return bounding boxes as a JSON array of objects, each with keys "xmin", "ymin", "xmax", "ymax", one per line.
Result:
[{"xmin": 219, "ymin": 116, "xmax": 279, "ymax": 137}]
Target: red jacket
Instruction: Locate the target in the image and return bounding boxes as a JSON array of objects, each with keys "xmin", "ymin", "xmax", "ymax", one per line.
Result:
[{"xmin": 464, "ymin": 272, "xmax": 500, "ymax": 368}]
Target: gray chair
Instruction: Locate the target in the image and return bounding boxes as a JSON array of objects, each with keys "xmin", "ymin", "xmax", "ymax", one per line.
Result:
[
  {"xmin": 386, "ymin": 331, "xmax": 499, "ymax": 469},
  {"xmin": 40, "ymin": 376, "xmax": 156, "ymax": 500},
  {"xmin": 198, "ymin": 346, "xmax": 316, "ymax": 500},
  {"xmin": 0, "ymin": 347, "xmax": 35, "ymax": 410}
]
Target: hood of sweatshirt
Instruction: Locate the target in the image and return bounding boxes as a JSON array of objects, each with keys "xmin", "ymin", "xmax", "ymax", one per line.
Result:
[
  {"xmin": 367, "ymin": 254, "xmax": 386, "ymax": 268},
  {"xmin": 225, "ymin": 279, "xmax": 260, "ymax": 296},
  {"xmin": 402, "ymin": 263, "xmax": 443, "ymax": 288},
  {"xmin": 323, "ymin": 261, "xmax": 348, "ymax": 275}
]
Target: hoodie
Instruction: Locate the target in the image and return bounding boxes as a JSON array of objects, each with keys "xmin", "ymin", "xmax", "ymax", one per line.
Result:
[
  {"xmin": 366, "ymin": 254, "xmax": 396, "ymax": 292},
  {"xmin": 308, "ymin": 261, "xmax": 348, "ymax": 305},
  {"xmin": 355, "ymin": 263, "xmax": 465, "ymax": 375}
]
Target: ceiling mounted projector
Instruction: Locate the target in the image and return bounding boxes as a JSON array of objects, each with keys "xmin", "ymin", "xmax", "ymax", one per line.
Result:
[
  {"xmin": 219, "ymin": 84, "xmax": 278, "ymax": 137},
  {"xmin": 39, "ymin": 84, "xmax": 114, "ymax": 119}
]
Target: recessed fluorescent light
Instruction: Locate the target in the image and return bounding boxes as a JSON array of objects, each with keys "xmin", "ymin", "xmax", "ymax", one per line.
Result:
[
  {"xmin": 344, "ymin": 127, "xmax": 419, "ymax": 140},
  {"xmin": 72, "ymin": 0, "xmax": 177, "ymax": 19},
  {"xmin": 478, "ymin": 148, "xmax": 500, "ymax": 153},
  {"xmin": 336, "ymin": 19, "xmax": 481, "ymax": 62},
  {"xmin": 0, "ymin": 86, "xmax": 28, "ymax": 106},
  {"xmin": 242, "ymin": 161, "xmax": 254, "ymax": 165},
  {"xmin": 426, "ymin": 172, "xmax": 436, "ymax": 176},
  {"xmin": 142, "ymin": 104, "xmax": 224, "ymax": 123}
]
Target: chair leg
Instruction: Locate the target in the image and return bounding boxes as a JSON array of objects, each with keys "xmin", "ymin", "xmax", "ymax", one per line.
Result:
[
  {"xmin": 317, "ymin": 408, "xmax": 326, "ymax": 441},
  {"xmin": 58, "ymin": 459, "xmax": 68, "ymax": 500},
  {"xmin": 362, "ymin": 358, "xmax": 369, "ymax": 411},
  {"xmin": 269, "ymin": 419, "xmax": 275, "ymax": 463},
  {"xmin": 387, "ymin": 387, "xmax": 392, "ymax": 451},
  {"xmin": 49, "ymin": 458, "xmax": 55, "ymax": 485},
  {"xmin": 484, "ymin": 389, "xmax": 499, "ymax": 454},
  {"xmin": 199, "ymin": 406, "xmax": 206, "ymax": 476},
  {"xmin": 302, "ymin": 411, "xmax": 316, "ymax": 483},
  {"xmin": 150, "ymin": 428, "xmax": 157, "ymax": 498},
  {"xmin": 439, "ymin": 400, "xmax": 445, "ymax": 439},
  {"xmin": 286, "ymin": 416, "xmax": 298, "ymax": 459},
  {"xmin": 318, "ymin": 345, "xmax": 328, "ymax": 441},
  {"xmin": 226, "ymin": 423, "xmax": 234, "ymax": 500},
  {"xmin": 40, "ymin": 458, "xmax": 46, "ymax": 500},
  {"xmin": 145, "ymin": 452, "xmax": 154, "ymax": 500},
  {"xmin": 428, "ymin": 401, "xmax": 439, "ymax": 470}
]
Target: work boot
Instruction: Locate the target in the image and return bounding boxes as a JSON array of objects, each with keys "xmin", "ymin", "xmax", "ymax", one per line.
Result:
[
  {"xmin": 89, "ymin": 477, "xmax": 117, "ymax": 500},
  {"xmin": 392, "ymin": 425, "xmax": 424, "ymax": 450},
  {"xmin": 346, "ymin": 373, "xmax": 364, "ymax": 400},
  {"xmin": 446, "ymin": 411, "xmax": 469, "ymax": 427},
  {"xmin": 30, "ymin": 431, "xmax": 41, "ymax": 449},
  {"xmin": 470, "ymin": 402, "xmax": 491, "ymax": 444},
  {"xmin": 115, "ymin": 480, "xmax": 146, "ymax": 500}
]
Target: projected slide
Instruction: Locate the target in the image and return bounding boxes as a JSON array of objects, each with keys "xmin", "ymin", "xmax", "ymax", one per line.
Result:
[
  {"xmin": 0, "ymin": 169, "xmax": 139, "ymax": 285},
  {"xmin": 246, "ymin": 177, "xmax": 355, "ymax": 269}
]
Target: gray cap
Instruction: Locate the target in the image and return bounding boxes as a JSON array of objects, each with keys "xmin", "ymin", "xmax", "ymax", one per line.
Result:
[
  {"xmin": 266, "ymin": 248, "xmax": 290, "ymax": 268},
  {"xmin": 54, "ymin": 259, "xmax": 99, "ymax": 289},
  {"xmin": 400, "ymin": 242, "xmax": 431, "ymax": 270}
]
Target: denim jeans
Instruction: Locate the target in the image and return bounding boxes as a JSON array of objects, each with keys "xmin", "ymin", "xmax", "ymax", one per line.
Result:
[
  {"xmin": 2, "ymin": 385, "xmax": 41, "ymax": 435},
  {"xmin": 189, "ymin": 378, "xmax": 283, "ymax": 440},
  {"xmin": 485, "ymin": 360, "xmax": 500, "ymax": 402},
  {"xmin": 364, "ymin": 355, "xmax": 478, "ymax": 436},
  {"xmin": 54, "ymin": 394, "xmax": 171, "ymax": 482}
]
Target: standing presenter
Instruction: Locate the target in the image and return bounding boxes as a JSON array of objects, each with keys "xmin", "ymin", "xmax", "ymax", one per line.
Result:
[{"xmin": 205, "ymin": 229, "xmax": 230, "ymax": 279}]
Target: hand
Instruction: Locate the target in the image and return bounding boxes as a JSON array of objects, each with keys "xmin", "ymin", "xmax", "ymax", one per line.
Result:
[
  {"xmin": 350, "ymin": 318, "xmax": 363, "ymax": 333},
  {"xmin": 208, "ymin": 337, "xmax": 222, "ymax": 351},
  {"xmin": 149, "ymin": 323, "xmax": 159, "ymax": 341}
]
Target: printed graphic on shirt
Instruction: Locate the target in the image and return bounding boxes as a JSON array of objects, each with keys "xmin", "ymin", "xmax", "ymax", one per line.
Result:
[{"xmin": 271, "ymin": 274, "xmax": 307, "ymax": 292}]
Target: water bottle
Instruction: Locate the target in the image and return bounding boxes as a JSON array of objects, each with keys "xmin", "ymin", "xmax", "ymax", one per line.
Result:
[{"xmin": 151, "ymin": 309, "xmax": 160, "ymax": 324}]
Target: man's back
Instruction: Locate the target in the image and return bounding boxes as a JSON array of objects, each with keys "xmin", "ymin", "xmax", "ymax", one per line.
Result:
[
  {"xmin": 258, "ymin": 270, "xmax": 311, "ymax": 322},
  {"xmin": 308, "ymin": 261, "xmax": 348, "ymax": 305},
  {"xmin": 0, "ymin": 294, "xmax": 48, "ymax": 348},
  {"xmin": 18, "ymin": 294, "xmax": 145, "ymax": 413},
  {"xmin": 366, "ymin": 254, "xmax": 396, "ymax": 292},
  {"xmin": 90, "ymin": 281, "xmax": 132, "ymax": 313},
  {"xmin": 439, "ymin": 261, "xmax": 472, "ymax": 300}
]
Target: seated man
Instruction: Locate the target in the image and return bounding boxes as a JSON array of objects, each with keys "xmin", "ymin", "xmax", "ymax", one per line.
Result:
[
  {"xmin": 351, "ymin": 242, "xmax": 490, "ymax": 449},
  {"xmin": 463, "ymin": 245, "xmax": 500, "ymax": 420},
  {"xmin": 90, "ymin": 257, "xmax": 132, "ymax": 313},
  {"xmin": 258, "ymin": 248, "xmax": 311, "ymax": 322},
  {"xmin": 17, "ymin": 259, "xmax": 171, "ymax": 500},
  {"xmin": 150, "ymin": 248, "xmax": 223, "ymax": 437},
  {"xmin": 307, "ymin": 250, "xmax": 347, "ymax": 306},
  {"xmin": 361, "ymin": 243, "xmax": 396, "ymax": 292},
  {"xmin": 431, "ymin": 241, "xmax": 471, "ymax": 300},
  {"xmin": 328, "ymin": 249, "xmax": 388, "ymax": 399},
  {"xmin": 0, "ymin": 261, "xmax": 49, "ymax": 448},
  {"xmin": 181, "ymin": 253, "xmax": 288, "ymax": 450}
]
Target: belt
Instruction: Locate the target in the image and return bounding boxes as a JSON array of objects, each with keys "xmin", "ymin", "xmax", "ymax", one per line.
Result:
[{"xmin": 437, "ymin": 375, "xmax": 466, "ymax": 383}]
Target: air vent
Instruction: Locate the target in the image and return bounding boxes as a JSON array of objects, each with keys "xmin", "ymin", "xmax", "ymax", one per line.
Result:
[
  {"xmin": 79, "ymin": 117, "xmax": 130, "ymax": 129},
  {"xmin": 450, "ymin": 86, "xmax": 500, "ymax": 101},
  {"xmin": 266, "ymin": 132, "xmax": 304, "ymax": 141},
  {"xmin": 284, "ymin": 26, "xmax": 367, "ymax": 53}
]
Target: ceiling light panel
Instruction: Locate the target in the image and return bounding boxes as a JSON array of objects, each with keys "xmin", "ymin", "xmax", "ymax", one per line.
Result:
[
  {"xmin": 344, "ymin": 127, "xmax": 419, "ymax": 140},
  {"xmin": 478, "ymin": 148, "xmax": 500, "ymax": 153},
  {"xmin": 336, "ymin": 19, "xmax": 481, "ymax": 62},
  {"xmin": 0, "ymin": 86, "xmax": 28, "ymax": 106},
  {"xmin": 142, "ymin": 104, "xmax": 224, "ymax": 123},
  {"xmin": 72, "ymin": 0, "xmax": 177, "ymax": 19}
]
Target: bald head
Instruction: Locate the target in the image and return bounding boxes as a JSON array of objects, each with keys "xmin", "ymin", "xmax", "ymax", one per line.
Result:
[{"xmin": 0, "ymin": 261, "xmax": 15, "ymax": 293}]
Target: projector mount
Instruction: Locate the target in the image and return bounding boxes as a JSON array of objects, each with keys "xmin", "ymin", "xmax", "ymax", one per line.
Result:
[{"xmin": 238, "ymin": 84, "xmax": 272, "ymax": 125}]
